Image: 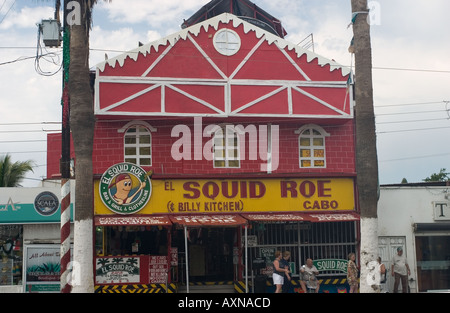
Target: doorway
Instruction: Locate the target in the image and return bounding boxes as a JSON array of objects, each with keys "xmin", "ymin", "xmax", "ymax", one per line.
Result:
[{"xmin": 186, "ymin": 227, "xmax": 236, "ymax": 282}]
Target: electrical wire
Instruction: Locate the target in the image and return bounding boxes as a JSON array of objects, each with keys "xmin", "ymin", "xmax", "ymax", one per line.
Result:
[
  {"xmin": 0, "ymin": 0, "xmax": 16, "ymax": 26},
  {"xmin": 34, "ymin": 24, "xmax": 62, "ymax": 76}
]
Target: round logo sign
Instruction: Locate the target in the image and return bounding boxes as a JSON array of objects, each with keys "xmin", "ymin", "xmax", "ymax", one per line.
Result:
[
  {"xmin": 34, "ymin": 191, "xmax": 59, "ymax": 216},
  {"xmin": 99, "ymin": 163, "xmax": 152, "ymax": 214}
]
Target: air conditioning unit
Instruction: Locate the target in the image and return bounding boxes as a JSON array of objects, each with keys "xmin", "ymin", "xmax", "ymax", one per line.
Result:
[{"xmin": 40, "ymin": 19, "xmax": 61, "ymax": 47}]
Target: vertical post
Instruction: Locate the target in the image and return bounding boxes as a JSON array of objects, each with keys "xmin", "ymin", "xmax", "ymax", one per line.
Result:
[
  {"xmin": 184, "ymin": 226, "xmax": 189, "ymax": 293},
  {"xmin": 60, "ymin": 0, "xmax": 72, "ymax": 293},
  {"xmin": 245, "ymin": 225, "xmax": 248, "ymax": 293}
]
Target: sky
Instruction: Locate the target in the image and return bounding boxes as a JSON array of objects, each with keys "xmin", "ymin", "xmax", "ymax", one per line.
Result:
[{"xmin": 0, "ymin": 0, "xmax": 449, "ymax": 187}]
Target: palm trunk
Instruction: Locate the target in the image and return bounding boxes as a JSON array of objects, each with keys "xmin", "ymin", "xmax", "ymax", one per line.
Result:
[
  {"xmin": 351, "ymin": 0, "xmax": 379, "ymax": 293},
  {"xmin": 69, "ymin": 0, "xmax": 95, "ymax": 293}
]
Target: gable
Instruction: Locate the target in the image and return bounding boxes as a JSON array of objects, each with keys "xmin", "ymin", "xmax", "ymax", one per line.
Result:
[{"xmin": 95, "ymin": 13, "xmax": 352, "ymax": 119}]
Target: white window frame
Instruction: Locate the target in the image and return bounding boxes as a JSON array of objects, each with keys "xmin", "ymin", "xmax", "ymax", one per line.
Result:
[
  {"xmin": 213, "ymin": 28, "xmax": 241, "ymax": 56},
  {"xmin": 295, "ymin": 124, "xmax": 329, "ymax": 169},
  {"xmin": 213, "ymin": 125, "xmax": 240, "ymax": 168},
  {"xmin": 118, "ymin": 121, "xmax": 157, "ymax": 166}
]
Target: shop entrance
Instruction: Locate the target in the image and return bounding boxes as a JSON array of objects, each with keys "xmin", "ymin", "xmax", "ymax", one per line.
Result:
[{"xmin": 184, "ymin": 227, "xmax": 236, "ymax": 282}]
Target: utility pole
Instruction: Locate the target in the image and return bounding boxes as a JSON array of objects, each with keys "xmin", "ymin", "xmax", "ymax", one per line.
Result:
[
  {"xmin": 58, "ymin": 0, "xmax": 72, "ymax": 293},
  {"xmin": 350, "ymin": 0, "xmax": 379, "ymax": 292}
]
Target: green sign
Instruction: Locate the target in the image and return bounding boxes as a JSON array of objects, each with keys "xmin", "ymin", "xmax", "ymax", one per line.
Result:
[
  {"xmin": 314, "ymin": 259, "xmax": 348, "ymax": 273},
  {"xmin": 0, "ymin": 187, "xmax": 74, "ymax": 224},
  {"xmin": 99, "ymin": 163, "xmax": 152, "ymax": 214}
]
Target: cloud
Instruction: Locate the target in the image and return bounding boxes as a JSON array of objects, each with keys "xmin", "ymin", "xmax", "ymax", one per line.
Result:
[
  {"xmin": 95, "ymin": 0, "xmax": 208, "ymax": 32},
  {"xmin": 0, "ymin": 5, "xmax": 54, "ymax": 30}
]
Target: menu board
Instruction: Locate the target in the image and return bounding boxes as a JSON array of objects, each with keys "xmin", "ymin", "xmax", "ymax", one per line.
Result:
[{"xmin": 148, "ymin": 256, "xmax": 168, "ymax": 284}]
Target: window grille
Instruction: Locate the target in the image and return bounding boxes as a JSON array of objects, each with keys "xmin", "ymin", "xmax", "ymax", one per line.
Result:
[
  {"xmin": 213, "ymin": 126, "xmax": 240, "ymax": 168},
  {"xmin": 124, "ymin": 126, "xmax": 152, "ymax": 166},
  {"xmin": 296, "ymin": 125, "xmax": 329, "ymax": 168},
  {"xmin": 246, "ymin": 221, "xmax": 357, "ymax": 277}
]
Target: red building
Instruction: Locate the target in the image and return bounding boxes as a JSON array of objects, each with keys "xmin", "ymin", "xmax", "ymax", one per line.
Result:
[{"xmin": 48, "ymin": 0, "xmax": 359, "ymax": 293}]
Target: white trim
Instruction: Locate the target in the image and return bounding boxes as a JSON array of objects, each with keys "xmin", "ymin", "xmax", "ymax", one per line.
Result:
[
  {"xmin": 95, "ymin": 13, "xmax": 353, "ymax": 119},
  {"xmin": 213, "ymin": 28, "xmax": 241, "ymax": 56},
  {"xmin": 296, "ymin": 124, "xmax": 329, "ymax": 169},
  {"xmin": 213, "ymin": 126, "xmax": 241, "ymax": 169},
  {"xmin": 166, "ymin": 84, "xmax": 225, "ymax": 114},
  {"xmin": 96, "ymin": 13, "xmax": 351, "ymax": 77},
  {"xmin": 118, "ymin": 120, "xmax": 157, "ymax": 133},
  {"xmin": 100, "ymin": 84, "xmax": 161, "ymax": 113},
  {"xmin": 231, "ymin": 86, "xmax": 287, "ymax": 114},
  {"xmin": 292, "ymin": 86, "xmax": 348, "ymax": 116},
  {"xmin": 141, "ymin": 44, "xmax": 174, "ymax": 77},
  {"xmin": 188, "ymin": 33, "xmax": 228, "ymax": 79},
  {"xmin": 229, "ymin": 36, "xmax": 266, "ymax": 80},
  {"xmin": 276, "ymin": 41, "xmax": 311, "ymax": 81}
]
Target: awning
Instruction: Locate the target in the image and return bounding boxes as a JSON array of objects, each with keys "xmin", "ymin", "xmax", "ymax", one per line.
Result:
[
  {"xmin": 306, "ymin": 212, "xmax": 360, "ymax": 222},
  {"xmin": 169, "ymin": 214, "xmax": 247, "ymax": 227},
  {"xmin": 94, "ymin": 215, "xmax": 172, "ymax": 226},
  {"xmin": 242, "ymin": 213, "xmax": 310, "ymax": 222},
  {"xmin": 414, "ymin": 223, "xmax": 450, "ymax": 232},
  {"xmin": 242, "ymin": 212, "xmax": 360, "ymax": 223}
]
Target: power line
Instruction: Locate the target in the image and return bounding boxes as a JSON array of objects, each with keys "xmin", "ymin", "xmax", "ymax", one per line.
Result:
[
  {"xmin": 375, "ymin": 109, "xmax": 447, "ymax": 116},
  {"xmin": 380, "ymin": 152, "xmax": 450, "ymax": 163},
  {"xmin": 0, "ymin": 0, "xmax": 16, "ymax": 26},
  {"xmin": 375, "ymin": 101, "xmax": 446, "ymax": 108},
  {"xmin": 2, "ymin": 45, "xmax": 450, "ymax": 75},
  {"xmin": 377, "ymin": 117, "xmax": 449, "ymax": 125},
  {"xmin": 377, "ymin": 126, "xmax": 450, "ymax": 134}
]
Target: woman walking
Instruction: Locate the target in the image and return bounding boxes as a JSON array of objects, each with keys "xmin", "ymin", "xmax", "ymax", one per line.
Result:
[{"xmin": 347, "ymin": 252, "xmax": 359, "ymax": 293}]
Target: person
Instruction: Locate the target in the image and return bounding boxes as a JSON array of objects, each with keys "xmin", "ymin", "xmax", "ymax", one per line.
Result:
[
  {"xmin": 109, "ymin": 173, "xmax": 146, "ymax": 204},
  {"xmin": 300, "ymin": 258, "xmax": 320, "ymax": 293},
  {"xmin": 273, "ymin": 250, "xmax": 289, "ymax": 293},
  {"xmin": 280, "ymin": 251, "xmax": 292, "ymax": 293},
  {"xmin": 377, "ymin": 256, "xmax": 387, "ymax": 292},
  {"xmin": 391, "ymin": 247, "xmax": 410, "ymax": 293},
  {"xmin": 347, "ymin": 253, "xmax": 358, "ymax": 293}
]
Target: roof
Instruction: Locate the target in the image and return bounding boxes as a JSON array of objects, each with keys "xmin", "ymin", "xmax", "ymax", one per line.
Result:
[
  {"xmin": 181, "ymin": 0, "xmax": 287, "ymax": 38},
  {"xmin": 96, "ymin": 13, "xmax": 350, "ymax": 77}
]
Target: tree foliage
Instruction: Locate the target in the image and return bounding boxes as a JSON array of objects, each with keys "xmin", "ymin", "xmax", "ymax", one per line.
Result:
[
  {"xmin": 0, "ymin": 154, "xmax": 34, "ymax": 187},
  {"xmin": 424, "ymin": 168, "xmax": 449, "ymax": 182}
]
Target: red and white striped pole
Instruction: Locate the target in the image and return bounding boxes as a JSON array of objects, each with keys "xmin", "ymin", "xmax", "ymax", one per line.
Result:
[
  {"xmin": 59, "ymin": 0, "xmax": 72, "ymax": 293},
  {"xmin": 60, "ymin": 178, "xmax": 72, "ymax": 293}
]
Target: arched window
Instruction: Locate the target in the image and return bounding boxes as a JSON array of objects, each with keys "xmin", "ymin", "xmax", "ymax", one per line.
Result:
[
  {"xmin": 213, "ymin": 125, "xmax": 240, "ymax": 168},
  {"xmin": 119, "ymin": 121, "xmax": 156, "ymax": 166},
  {"xmin": 295, "ymin": 124, "xmax": 329, "ymax": 168}
]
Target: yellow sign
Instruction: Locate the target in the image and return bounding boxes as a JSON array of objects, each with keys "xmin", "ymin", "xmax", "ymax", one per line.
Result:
[{"xmin": 95, "ymin": 178, "xmax": 355, "ymax": 215}]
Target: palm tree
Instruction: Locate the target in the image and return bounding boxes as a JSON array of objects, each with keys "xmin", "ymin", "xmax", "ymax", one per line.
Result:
[
  {"xmin": 0, "ymin": 154, "xmax": 34, "ymax": 187},
  {"xmin": 351, "ymin": 0, "xmax": 379, "ymax": 293},
  {"xmin": 68, "ymin": 0, "xmax": 108, "ymax": 292}
]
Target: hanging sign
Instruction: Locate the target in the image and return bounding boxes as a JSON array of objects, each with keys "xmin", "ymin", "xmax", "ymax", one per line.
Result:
[
  {"xmin": 99, "ymin": 163, "xmax": 152, "ymax": 214},
  {"xmin": 95, "ymin": 256, "xmax": 140, "ymax": 284},
  {"xmin": 314, "ymin": 259, "xmax": 348, "ymax": 273},
  {"xmin": 148, "ymin": 256, "xmax": 168, "ymax": 284}
]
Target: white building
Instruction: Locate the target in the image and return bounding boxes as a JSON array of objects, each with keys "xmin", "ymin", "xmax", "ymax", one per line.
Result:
[{"xmin": 378, "ymin": 182, "xmax": 450, "ymax": 293}]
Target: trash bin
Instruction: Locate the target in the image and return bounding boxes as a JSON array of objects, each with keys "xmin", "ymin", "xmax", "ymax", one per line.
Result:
[
  {"xmin": 253, "ymin": 258, "xmax": 267, "ymax": 293},
  {"xmin": 254, "ymin": 274, "xmax": 267, "ymax": 293}
]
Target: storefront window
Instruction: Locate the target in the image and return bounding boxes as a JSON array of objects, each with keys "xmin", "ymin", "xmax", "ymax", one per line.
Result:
[
  {"xmin": 0, "ymin": 225, "xmax": 23, "ymax": 286},
  {"xmin": 416, "ymin": 235, "xmax": 450, "ymax": 292},
  {"xmin": 96, "ymin": 226, "xmax": 168, "ymax": 256}
]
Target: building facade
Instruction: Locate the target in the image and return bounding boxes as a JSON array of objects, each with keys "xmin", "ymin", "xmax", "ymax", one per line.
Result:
[
  {"xmin": 47, "ymin": 1, "xmax": 359, "ymax": 293},
  {"xmin": 378, "ymin": 182, "xmax": 450, "ymax": 293}
]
